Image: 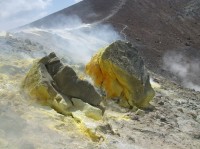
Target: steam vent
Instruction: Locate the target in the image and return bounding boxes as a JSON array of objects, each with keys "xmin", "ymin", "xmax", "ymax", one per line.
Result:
[{"xmin": 86, "ymin": 40, "xmax": 155, "ymax": 108}]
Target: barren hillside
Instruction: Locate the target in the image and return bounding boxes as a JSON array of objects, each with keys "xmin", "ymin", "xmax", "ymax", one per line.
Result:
[{"xmin": 24, "ymin": 0, "xmax": 200, "ymax": 86}]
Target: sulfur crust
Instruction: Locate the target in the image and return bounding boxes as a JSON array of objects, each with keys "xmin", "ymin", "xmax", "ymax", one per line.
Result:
[
  {"xmin": 22, "ymin": 61, "xmax": 57, "ymax": 103},
  {"xmin": 22, "ymin": 61, "xmax": 103, "ymax": 141},
  {"xmin": 86, "ymin": 47, "xmax": 155, "ymax": 108},
  {"xmin": 75, "ymin": 120, "xmax": 103, "ymax": 142}
]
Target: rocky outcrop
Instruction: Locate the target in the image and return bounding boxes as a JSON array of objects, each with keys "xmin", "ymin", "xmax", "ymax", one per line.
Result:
[
  {"xmin": 53, "ymin": 65, "xmax": 102, "ymax": 106},
  {"xmin": 22, "ymin": 53, "xmax": 103, "ymax": 119},
  {"xmin": 86, "ymin": 40, "xmax": 155, "ymax": 108},
  {"xmin": 39, "ymin": 53, "xmax": 102, "ymax": 106}
]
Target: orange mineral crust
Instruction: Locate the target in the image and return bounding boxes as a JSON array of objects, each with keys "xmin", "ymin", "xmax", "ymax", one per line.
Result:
[{"xmin": 86, "ymin": 41, "xmax": 155, "ymax": 108}]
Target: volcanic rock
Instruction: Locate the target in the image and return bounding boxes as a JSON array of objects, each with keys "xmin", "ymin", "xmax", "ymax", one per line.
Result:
[
  {"xmin": 86, "ymin": 40, "xmax": 155, "ymax": 108},
  {"xmin": 53, "ymin": 65, "xmax": 102, "ymax": 106},
  {"xmin": 22, "ymin": 57, "xmax": 59, "ymax": 103},
  {"xmin": 23, "ymin": 0, "xmax": 200, "ymax": 87},
  {"xmin": 40, "ymin": 52, "xmax": 101, "ymax": 106},
  {"xmin": 22, "ymin": 52, "xmax": 102, "ymax": 119}
]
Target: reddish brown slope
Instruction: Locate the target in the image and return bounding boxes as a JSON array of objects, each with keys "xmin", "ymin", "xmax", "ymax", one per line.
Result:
[
  {"xmin": 107, "ymin": 0, "xmax": 200, "ymax": 71},
  {"xmin": 24, "ymin": 0, "xmax": 200, "ymax": 84}
]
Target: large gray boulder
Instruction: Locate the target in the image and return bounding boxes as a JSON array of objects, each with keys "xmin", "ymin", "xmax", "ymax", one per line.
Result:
[
  {"xmin": 25, "ymin": 52, "xmax": 102, "ymax": 106},
  {"xmin": 86, "ymin": 40, "xmax": 155, "ymax": 109},
  {"xmin": 53, "ymin": 65, "xmax": 102, "ymax": 106}
]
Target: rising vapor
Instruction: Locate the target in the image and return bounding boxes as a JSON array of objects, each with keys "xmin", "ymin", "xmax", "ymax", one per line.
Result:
[
  {"xmin": 13, "ymin": 15, "xmax": 121, "ymax": 64},
  {"xmin": 163, "ymin": 51, "xmax": 200, "ymax": 91}
]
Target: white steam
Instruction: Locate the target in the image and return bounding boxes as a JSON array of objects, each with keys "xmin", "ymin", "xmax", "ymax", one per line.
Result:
[
  {"xmin": 163, "ymin": 51, "xmax": 200, "ymax": 91},
  {"xmin": 0, "ymin": 15, "xmax": 122, "ymax": 148},
  {"xmin": 13, "ymin": 15, "xmax": 121, "ymax": 64}
]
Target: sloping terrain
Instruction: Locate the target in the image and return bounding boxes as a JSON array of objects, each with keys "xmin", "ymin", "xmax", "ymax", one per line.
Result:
[
  {"xmin": 0, "ymin": 32, "xmax": 199, "ymax": 149},
  {"xmin": 24, "ymin": 0, "xmax": 200, "ymax": 86},
  {"xmin": 108, "ymin": 0, "xmax": 200, "ymax": 81},
  {"xmin": 0, "ymin": 1, "xmax": 199, "ymax": 149}
]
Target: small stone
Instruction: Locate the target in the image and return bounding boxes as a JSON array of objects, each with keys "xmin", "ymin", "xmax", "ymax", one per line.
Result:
[
  {"xmin": 193, "ymin": 133, "xmax": 200, "ymax": 139},
  {"xmin": 153, "ymin": 78, "xmax": 160, "ymax": 83},
  {"xmin": 142, "ymin": 104, "xmax": 155, "ymax": 112},
  {"xmin": 131, "ymin": 115, "xmax": 139, "ymax": 121},
  {"xmin": 158, "ymin": 101, "xmax": 164, "ymax": 105},
  {"xmin": 174, "ymin": 114, "xmax": 179, "ymax": 117},
  {"xmin": 197, "ymin": 115, "xmax": 200, "ymax": 123},
  {"xmin": 177, "ymin": 108, "xmax": 184, "ymax": 113},
  {"xmin": 97, "ymin": 123, "xmax": 115, "ymax": 135},
  {"xmin": 128, "ymin": 136, "xmax": 135, "ymax": 143},
  {"xmin": 135, "ymin": 109, "xmax": 145, "ymax": 116},
  {"xmin": 111, "ymin": 140, "xmax": 118, "ymax": 144},
  {"xmin": 159, "ymin": 122, "xmax": 165, "ymax": 127},
  {"xmin": 188, "ymin": 112, "xmax": 197, "ymax": 119},
  {"xmin": 185, "ymin": 42, "xmax": 190, "ymax": 46},
  {"xmin": 160, "ymin": 116, "xmax": 167, "ymax": 122},
  {"xmin": 136, "ymin": 38, "xmax": 140, "ymax": 41},
  {"xmin": 187, "ymin": 37, "xmax": 191, "ymax": 40}
]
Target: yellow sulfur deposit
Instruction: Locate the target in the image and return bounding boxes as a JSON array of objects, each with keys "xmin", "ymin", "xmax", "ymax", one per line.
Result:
[
  {"xmin": 22, "ymin": 61, "xmax": 58, "ymax": 103},
  {"xmin": 72, "ymin": 110, "xmax": 103, "ymax": 142},
  {"xmin": 22, "ymin": 61, "xmax": 102, "ymax": 118},
  {"xmin": 23, "ymin": 63, "xmax": 51, "ymax": 100},
  {"xmin": 86, "ymin": 41, "xmax": 155, "ymax": 109},
  {"xmin": 22, "ymin": 56, "xmax": 104, "ymax": 141}
]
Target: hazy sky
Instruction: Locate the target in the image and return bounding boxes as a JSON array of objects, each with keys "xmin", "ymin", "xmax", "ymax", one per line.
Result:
[{"xmin": 0, "ymin": 0, "xmax": 82, "ymax": 31}]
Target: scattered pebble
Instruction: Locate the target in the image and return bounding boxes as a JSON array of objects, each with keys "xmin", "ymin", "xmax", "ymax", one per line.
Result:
[
  {"xmin": 185, "ymin": 42, "xmax": 191, "ymax": 46},
  {"xmin": 196, "ymin": 115, "xmax": 200, "ymax": 123},
  {"xmin": 160, "ymin": 116, "xmax": 167, "ymax": 122},
  {"xmin": 177, "ymin": 108, "xmax": 184, "ymax": 113},
  {"xmin": 128, "ymin": 136, "xmax": 135, "ymax": 143},
  {"xmin": 188, "ymin": 112, "xmax": 197, "ymax": 119},
  {"xmin": 135, "ymin": 109, "xmax": 145, "ymax": 116},
  {"xmin": 131, "ymin": 115, "xmax": 139, "ymax": 121},
  {"xmin": 158, "ymin": 101, "xmax": 164, "ymax": 105},
  {"xmin": 193, "ymin": 133, "xmax": 200, "ymax": 139}
]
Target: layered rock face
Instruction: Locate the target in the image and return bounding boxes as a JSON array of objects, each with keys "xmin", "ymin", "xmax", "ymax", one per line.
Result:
[
  {"xmin": 22, "ymin": 53, "xmax": 103, "ymax": 120},
  {"xmin": 86, "ymin": 40, "xmax": 155, "ymax": 108}
]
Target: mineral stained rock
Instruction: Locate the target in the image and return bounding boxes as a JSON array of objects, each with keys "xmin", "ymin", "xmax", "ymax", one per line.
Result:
[
  {"xmin": 22, "ymin": 53, "xmax": 102, "ymax": 120},
  {"xmin": 86, "ymin": 40, "xmax": 155, "ymax": 108},
  {"xmin": 53, "ymin": 65, "xmax": 102, "ymax": 106}
]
